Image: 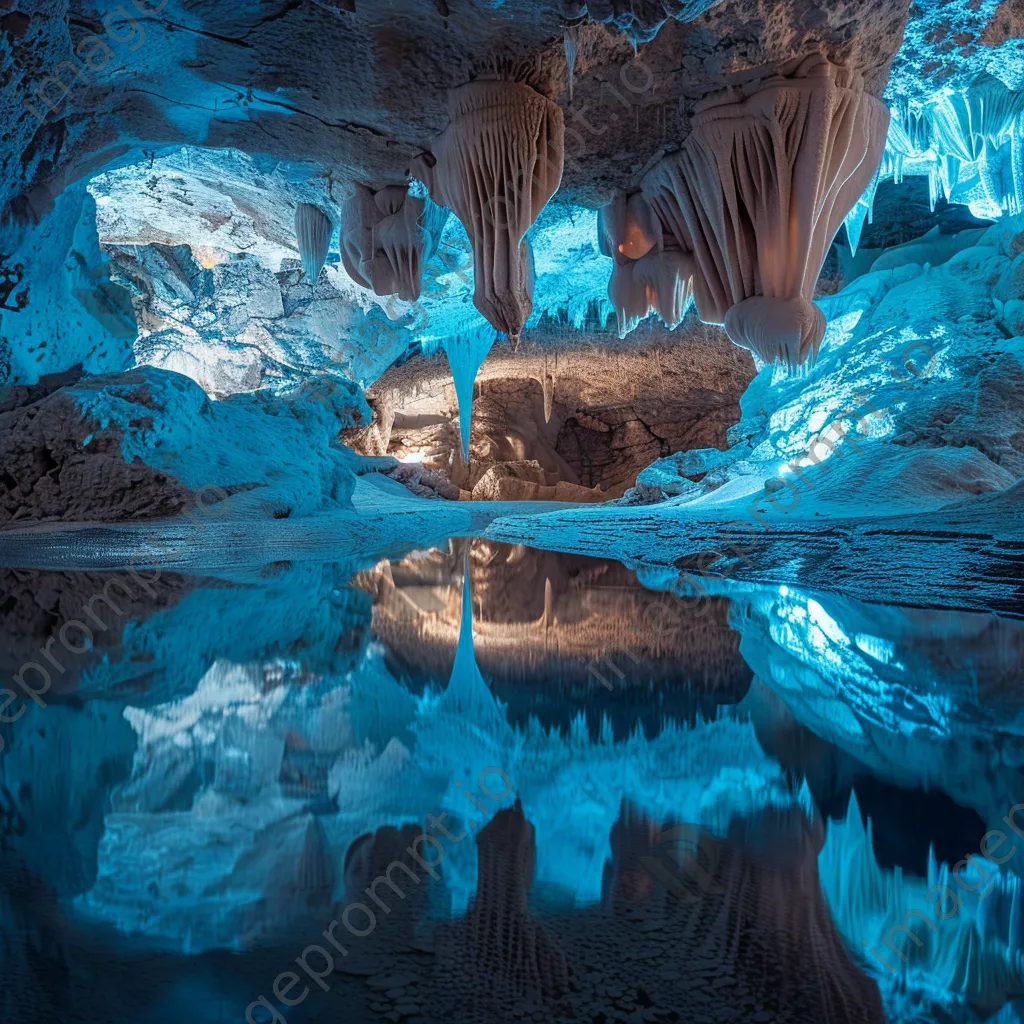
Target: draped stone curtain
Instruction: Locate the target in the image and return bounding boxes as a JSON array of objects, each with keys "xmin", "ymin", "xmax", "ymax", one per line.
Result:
[{"xmin": 642, "ymin": 55, "xmax": 888, "ymax": 365}]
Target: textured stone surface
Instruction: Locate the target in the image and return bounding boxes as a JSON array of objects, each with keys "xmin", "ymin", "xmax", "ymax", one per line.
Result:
[
  {"xmin": 353, "ymin": 319, "xmax": 754, "ymax": 497},
  {"xmin": 1, "ymin": 0, "xmax": 910, "ymax": 219},
  {"xmin": 0, "ymin": 367, "xmax": 195, "ymax": 529}
]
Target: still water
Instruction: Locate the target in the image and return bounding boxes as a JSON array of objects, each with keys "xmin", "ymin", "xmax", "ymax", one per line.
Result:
[{"xmin": 1, "ymin": 541, "xmax": 1023, "ymax": 1024}]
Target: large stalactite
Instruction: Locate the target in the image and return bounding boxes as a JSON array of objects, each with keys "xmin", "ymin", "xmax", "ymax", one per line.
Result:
[
  {"xmin": 641, "ymin": 54, "xmax": 889, "ymax": 367},
  {"xmin": 410, "ymin": 78, "xmax": 564, "ymax": 346},
  {"xmin": 340, "ymin": 183, "xmax": 449, "ymax": 302}
]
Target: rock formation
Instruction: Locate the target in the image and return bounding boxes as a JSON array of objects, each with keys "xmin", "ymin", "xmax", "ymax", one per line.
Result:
[
  {"xmin": 341, "ymin": 184, "xmax": 449, "ymax": 301},
  {"xmin": 642, "ymin": 55, "xmax": 889, "ymax": 366},
  {"xmin": 410, "ymin": 78, "xmax": 564, "ymax": 345},
  {"xmin": 598, "ymin": 805, "xmax": 886, "ymax": 1023},
  {"xmin": 294, "ymin": 202, "xmax": 334, "ymax": 285},
  {"xmin": 598, "ymin": 190, "xmax": 695, "ymax": 337},
  {"xmin": 432, "ymin": 804, "xmax": 571, "ymax": 1018}
]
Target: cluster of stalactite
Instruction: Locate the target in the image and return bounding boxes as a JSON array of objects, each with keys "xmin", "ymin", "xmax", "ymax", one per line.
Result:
[
  {"xmin": 599, "ymin": 54, "xmax": 888, "ymax": 367},
  {"xmin": 294, "ymin": 185, "xmax": 449, "ymax": 298},
  {"xmin": 335, "ymin": 56, "xmax": 888, "ymax": 461},
  {"xmin": 845, "ymin": 73, "xmax": 1024, "ymax": 252}
]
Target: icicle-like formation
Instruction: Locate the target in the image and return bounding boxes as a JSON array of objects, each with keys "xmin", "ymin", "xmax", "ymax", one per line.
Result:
[
  {"xmin": 410, "ymin": 79, "xmax": 564, "ymax": 345},
  {"xmin": 641, "ymin": 54, "xmax": 888, "ymax": 367},
  {"xmin": 598, "ymin": 189, "xmax": 694, "ymax": 337},
  {"xmin": 608, "ymin": 249, "xmax": 695, "ymax": 338},
  {"xmin": 340, "ymin": 183, "xmax": 449, "ymax": 301},
  {"xmin": 442, "ymin": 325, "xmax": 497, "ymax": 461},
  {"xmin": 1011, "ymin": 114, "xmax": 1024, "ymax": 217},
  {"xmin": 437, "ymin": 545, "xmax": 509, "ymax": 738},
  {"xmin": 877, "ymin": 77, "xmax": 1024, "ymax": 221},
  {"xmin": 294, "ymin": 203, "xmax": 333, "ymax": 284},
  {"xmin": 563, "ymin": 25, "xmax": 580, "ymax": 102},
  {"xmin": 541, "ymin": 371, "xmax": 554, "ymax": 424},
  {"xmin": 844, "ymin": 159, "xmax": 883, "ymax": 255}
]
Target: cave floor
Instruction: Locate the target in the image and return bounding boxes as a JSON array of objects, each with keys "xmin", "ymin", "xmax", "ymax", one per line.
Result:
[{"xmin": 1, "ymin": 473, "xmax": 1020, "ymax": 618}]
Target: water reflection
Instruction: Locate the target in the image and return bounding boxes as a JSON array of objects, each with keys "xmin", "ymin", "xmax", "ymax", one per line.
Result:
[{"xmin": 1, "ymin": 542, "xmax": 1023, "ymax": 1023}]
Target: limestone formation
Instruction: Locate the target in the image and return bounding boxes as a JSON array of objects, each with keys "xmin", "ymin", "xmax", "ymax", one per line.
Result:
[
  {"xmin": 410, "ymin": 79, "xmax": 564, "ymax": 345},
  {"xmin": 434, "ymin": 804, "xmax": 570, "ymax": 1013},
  {"xmin": 341, "ymin": 183, "xmax": 449, "ymax": 302},
  {"xmin": 602, "ymin": 805, "xmax": 887, "ymax": 1023},
  {"xmin": 598, "ymin": 190, "xmax": 695, "ymax": 337},
  {"xmin": 294, "ymin": 202, "xmax": 334, "ymax": 285},
  {"xmin": 642, "ymin": 55, "xmax": 889, "ymax": 366}
]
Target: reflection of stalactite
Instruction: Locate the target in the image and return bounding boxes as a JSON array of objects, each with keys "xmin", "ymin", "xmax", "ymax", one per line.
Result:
[
  {"xmin": 602, "ymin": 800, "xmax": 723, "ymax": 915},
  {"xmin": 0, "ymin": 784, "xmax": 27, "ymax": 851},
  {"xmin": 433, "ymin": 804, "xmax": 570, "ymax": 1015},
  {"xmin": 604, "ymin": 804, "xmax": 885, "ymax": 1022},
  {"xmin": 239, "ymin": 816, "xmax": 334, "ymax": 948},
  {"xmin": 0, "ymin": 858, "xmax": 71, "ymax": 1023},
  {"xmin": 821, "ymin": 793, "xmax": 1024, "ymax": 1015}
]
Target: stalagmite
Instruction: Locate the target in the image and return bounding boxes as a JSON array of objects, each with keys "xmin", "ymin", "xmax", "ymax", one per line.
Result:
[
  {"xmin": 294, "ymin": 202, "xmax": 334, "ymax": 284},
  {"xmin": 641, "ymin": 54, "xmax": 888, "ymax": 366},
  {"xmin": 442, "ymin": 326, "xmax": 497, "ymax": 462},
  {"xmin": 340, "ymin": 183, "xmax": 449, "ymax": 301},
  {"xmin": 541, "ymin": 370, "xmax": 554, "ymax": 424},
  {"xmin": 410, "ymin": 78, "xmax": 564, "ymax": 345}
]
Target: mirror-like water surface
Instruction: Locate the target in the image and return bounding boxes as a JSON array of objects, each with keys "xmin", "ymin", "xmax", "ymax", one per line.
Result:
[{"xmin": 2, "ymin": 542, "xmax": 1023, "ymax": 1024}]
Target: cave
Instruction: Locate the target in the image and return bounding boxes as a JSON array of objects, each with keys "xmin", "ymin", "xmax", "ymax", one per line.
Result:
[{"xmin": 2, "ymin": 2, "xmax": 1024, "ymax": 1024}]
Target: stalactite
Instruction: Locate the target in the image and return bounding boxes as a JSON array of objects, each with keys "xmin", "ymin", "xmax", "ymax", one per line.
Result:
[
  {"xmin": 876, "ymin": 77, "xmax": 1024, "ymax": 221},
  {"xmin": 340, "ymin": 183, "xmax": 449, "ymax": 301},
  {"xmin": 843, "ymin": 166, "xmax": 880, "ymax": 255},
  {"xmin": 608, "ymin": 249, "xmax": 694, "ymax": 338},
  {"xmin": 541, "ymin": 371, "xmax": 554, "ymax": 424},
  {"xmin": 410, "ymin": 78, "xmax": 564, "ymax": 345},
  {"xmin": 641, "ymin": 54, "xmax": 888, "ymax": 366},
  {"xmin": 563, "ymin": 25, "xmax": 580, "ymax": 102},
  {"xmin": 598, "ymin": 189, "xmax": 694, "ymax": 337},
  {"xmin": 442, "ymin": 326, "xmax": 497, "ymax": 462},
  {"xmin": 294, "ymin": 202, "xmax": 334, "ymax": 284}
]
